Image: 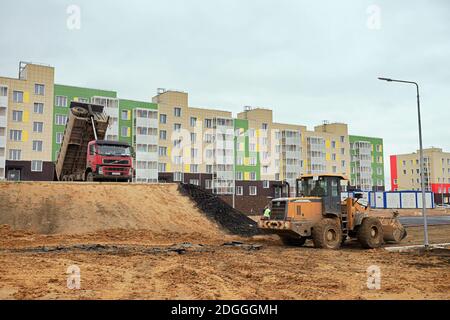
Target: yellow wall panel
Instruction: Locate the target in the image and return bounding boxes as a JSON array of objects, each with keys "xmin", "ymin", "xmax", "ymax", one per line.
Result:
[
  {"xmin": 325, "ymin": 140, "xmax": 331, "ymax": 148},
  {"xmin": 23, "ymin": 92, "xmax": 29, "ymax": 103},
  {"xmin": 127, "ymin": 127, "xmax": 131, "ymax": 137},
  {"xmin": 168, "ymin": 147, "xmax": 171, "ymax": 157},
  {"xmin": 166, "ymin": 163, "xmax": 171, "ymax": 172},
  {"xmin": 22, "ymin": 130, "xmax": 28, "ymax": 142},
  {"xmin": 127, "ymin": 110, "xmax": 131, "ymax": 120},
  {"xmin": 23, "ymin": 111, "xmax": 29, "ymax": 122},
  {"xmin": 73, "ymin": 97, "xmax": 79, "ymax": 102},
  {"xmin": 244, "ymin": 172, "xmax": 250, "ymax": 181},
  {"xmin": 184, "ymin": 164, "xmax": 190, "ymax": 172},
  {"xmin": 326, "ymin": 153, "xmax": 331, "ymax": 161}
]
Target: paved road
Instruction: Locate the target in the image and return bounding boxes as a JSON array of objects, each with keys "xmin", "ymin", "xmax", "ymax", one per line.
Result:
[{"xmin": 400, "ymin": 216, "xmax": 450, "ymax": 226}]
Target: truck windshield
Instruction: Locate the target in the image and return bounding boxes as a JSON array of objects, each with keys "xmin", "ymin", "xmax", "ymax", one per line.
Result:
[{"xmin": 97, "ymin": 144, "xmax": 131, "ymax": 156}]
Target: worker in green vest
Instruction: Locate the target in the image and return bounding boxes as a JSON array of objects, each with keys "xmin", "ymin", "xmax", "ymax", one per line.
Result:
[{"xmin": 263, "ymin": 205, "xmax": 271, "ymax": 218}]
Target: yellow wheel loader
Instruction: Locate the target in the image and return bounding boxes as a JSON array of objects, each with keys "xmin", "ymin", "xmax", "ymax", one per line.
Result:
[{"xmin": 258, "ymin": 174, "xmax": 407, "ymax": 249}]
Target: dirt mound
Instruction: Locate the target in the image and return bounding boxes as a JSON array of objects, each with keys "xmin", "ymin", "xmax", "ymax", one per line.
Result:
[{"xmin": 0, "ymin": 182, "xmax": 229, "ymax": 240}]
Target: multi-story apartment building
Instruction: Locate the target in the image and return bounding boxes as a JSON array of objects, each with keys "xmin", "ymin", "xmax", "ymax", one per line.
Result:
[
  {"xmin": 0, "ymin": 61, "xmax": 388, "ymax": 213},
  {"xmin": 390, "ymin": 147, "xmax": 450, "ymax": 199},
  {"xmin": 0, "ymin": 62, "xmax": 55, "ymax": 180},
  {"xmin": 349, "ymin": 135, "xmax": 385, "ymax": 191}
]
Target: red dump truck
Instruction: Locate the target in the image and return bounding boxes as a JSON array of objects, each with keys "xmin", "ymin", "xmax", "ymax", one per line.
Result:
[{"xmin": 55, "ymin": 101, "xmax": 133, "ymax": 182}]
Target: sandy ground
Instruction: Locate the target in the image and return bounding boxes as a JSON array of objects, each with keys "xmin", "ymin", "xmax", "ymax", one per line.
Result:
[{"xmin": 0, "ymin": 182, "xmax": 449, "ymax": 300}]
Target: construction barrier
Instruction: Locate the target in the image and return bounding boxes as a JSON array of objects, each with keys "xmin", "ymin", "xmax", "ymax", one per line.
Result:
[{"xmin": 341, "ymin": 191, "xmax": 435, "ymax": 209}]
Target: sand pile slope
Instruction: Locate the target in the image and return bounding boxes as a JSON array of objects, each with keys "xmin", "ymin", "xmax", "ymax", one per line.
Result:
[{"xmin": 0, "ymin": 182, "xmax": 227, "ymax": 239}]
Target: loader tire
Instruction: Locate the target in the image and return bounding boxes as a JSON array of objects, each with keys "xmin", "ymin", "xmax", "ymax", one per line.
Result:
[
  {"xmin": 357, "ymin": 217, "xmax": 384, "ymax": 249},
  {"xmin": 312, "ymin": 218, "xmax": 342, "ymax": 250},
  {"xmin": 280, "ymin": 236, "xmax": 306, "ymax": 247}
]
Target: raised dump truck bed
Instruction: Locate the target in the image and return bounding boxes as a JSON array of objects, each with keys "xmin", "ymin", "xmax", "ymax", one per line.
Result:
[{"xmin": 55, "ymin": 102, "xmax": 109, "ymax": 181}]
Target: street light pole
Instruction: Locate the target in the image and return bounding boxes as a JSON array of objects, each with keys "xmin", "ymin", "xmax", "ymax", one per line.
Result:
[{"xmin": 378, "ymin": 77, "xmax": 429, "ymax": 247}]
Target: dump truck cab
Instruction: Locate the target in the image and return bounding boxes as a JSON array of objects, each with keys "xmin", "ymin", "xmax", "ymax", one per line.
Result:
[
  {"xmin": 259, "ymin": 174, "xmax": 407, "ymax": 249},
  {"xmin": 86, "ymin": 140, "xmax": 133, "ymax": 182}
]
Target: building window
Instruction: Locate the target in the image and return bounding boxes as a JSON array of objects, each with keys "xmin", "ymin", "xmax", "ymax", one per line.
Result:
[
  {"xmin": 341, "ymin": 160, "xmax": 345, "ymax": 168},
  {"xmin": 158, "ymin": 163, "xmax": 166, "ymax": 172},
  {"xmin": 9, "ymin": 149, "xmax": 21, "ymax": 160},
  {"xmin": 173, "ymin": 172, "xmax": 183, "ymax": 182},
  {"xmin": 12, "ymin": 110, "xmax": 23, "ymax": 122},
  {"xmin": 33, "ymin": 122, "xmax": 43, "ymax": 133},
  {"xmin": 121, "ymin": 110, "xmax": 129, "ymax": 120},
  {"xmin": 190, "ymin": 117, "xmax": 197, "ymax": 127},
  {"xmin": 0, "ymin": 87, "xmax": 7, "ymax": 96},
  {"xmin": 32, "ymin": 140, "xmax": 43, "ymax": 152},
  {"xmin": 332, "ymin": 153, "xmax": 336, "ymax": 161},
  {"xmin": 236, "ymin": 157, "xmax": 243, "ymax": 165},
  {"xmin": 377, "ymin": 167, "xmax": 383, "ymax": 175},
  {"xmin": 174, "ymin": 155, "xmax": 182, "ymax": 164},
  {"xmin": 9, "ymin": 130, "xmax": 22, "ymax": 141},
  {"xmin": 191, "ymin": 148, "xmax": 198, "ymax": 159},
  {"xmin": 159, "ymin": 114, "xmax": 167, "ymax": 124},
  {"xmin": 205, "ymin": 180, "xmax": 212, "ymax": 189},
  {"xmin": 206, "ymin": 165, "xmax": 213, "ymax": 174},
  {"xmin": 56, "ymin": 132, "xmax": 64, "ymax": 144},
  {"xmin": 249, "ymin": 143, "xmax": 256, "ymax": 152},
  {"xmin": 190, "ymin": 164, "xmax": 198, "ymax": 173},
  {"xmin": 263, "ymin": 180, "xmax": 269, "ymax": 188},
  {"xmin": 249, "ymin": 186, "xmax": 257, "ymax": 196},
  {"xmin": 159, "ymin": 130, "xmax": 167, "ymax": 140},
  {"xmin": 55, "ymin": 114, "xmax": 68, "ymax": 125},
  {"xmin": 376, "ymin": 145, "xmax": 382, "ymax": 152},
  {"xmin": 332, "ymin": 166, "xmax": 337, "ymax": 173},
  {"xmin": 55, "ymin": 96, "xmax": 67, "ymax": 107},
  {"xmin": 205, "ymin": 119, "xmax": 212, "ymax": 128},
  {"xmin": 31, "ymin": 160, "xmax": 43, "ymax": 172},
  {"xmin": 190, "ymin": 132, "xmax": 196, "ymax": 143},
  {"xmin": 174, "ymin": 107, "xmax": 182, "ymax": 117},
  {"xmin": 340, "ymin": 148, "xmax": 345, "ymax": 155},
  {"xmin": 121, "ymin": 126, "xmax": 129, "ymax": 137},
  {"xmin": 34, "ymin": 84, "xmax": 45, "ymax": 95},
  {"xmin": 174, "ymin": 123, "xmax": 181, "ymax": 132},
  {"xmin": 13, "ymin": 91, "xmax": 23, "ymax": 103},
  {"xmin": 189, "ymin": 179, "xmax": 200, "ymax": 186},
  {"xmin": 250, "ymin": 172, "xmax": 257, "ymax": 181},
  {"xmin": 340, "ymin": 136, "xmax": 345, "ymax": 143},
  {"xmin": 331, "ymin": 141, "xmax": 336, "ymax": 148},
  {"xmin": 33, "ymin": 103, "xmax": 44, "ymax": 114},
  {"xmin": 158, "ymin": 146, "xmax": 167, "ymax": 156},
  {"xmin": 249, "ymin": 157, "xmax": 257, "ymax": 166},
  {"xmin": 236, "ymin": 186, "xmax": 243, "ymax": 195},
  {"xmin": 236, "ymin": 171, "xmax": 243, "ymax": 180}
]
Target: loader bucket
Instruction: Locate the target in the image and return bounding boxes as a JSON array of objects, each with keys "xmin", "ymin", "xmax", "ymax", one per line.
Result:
[{"xmin": 378, "ymin": 217, "xmax": 407, "ymax": 243}]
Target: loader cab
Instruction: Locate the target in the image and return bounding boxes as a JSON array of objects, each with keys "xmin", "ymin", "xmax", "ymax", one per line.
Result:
[{"xmin": 296, "ymin": 174, "xmax": 347, "ymax": 216}]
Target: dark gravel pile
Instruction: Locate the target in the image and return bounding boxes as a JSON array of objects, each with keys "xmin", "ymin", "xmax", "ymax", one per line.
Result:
[{"xmin": 179, "ymin": 183, "xmax": 263, "ymax": 237}]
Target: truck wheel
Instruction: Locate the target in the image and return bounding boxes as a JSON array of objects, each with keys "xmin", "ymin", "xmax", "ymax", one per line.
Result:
[
  {"xmin": 72, "ymin": 106, "xmax": 89, "ymax": 117},
  {"xmin": 357, "ymin": 217, "xmax": 384, "ymax": 249},
  {"xmin": 312, "ymin": 218, "xmax": 342, "ymax": 250},
  {"xmin": 280, "ymin": 236, "xmax": 306, "ymax": 247},
  {"xmin": 86, "ymin": 172, "xmax": 94, "ymax": 182}
]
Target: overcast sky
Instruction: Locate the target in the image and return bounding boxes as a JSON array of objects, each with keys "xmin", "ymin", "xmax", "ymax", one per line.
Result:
[{"xmin": 1, "ymin": 0, "xmax": 449, "ymax": 188}]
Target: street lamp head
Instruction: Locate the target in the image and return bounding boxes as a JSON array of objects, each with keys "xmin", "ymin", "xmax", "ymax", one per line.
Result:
[{"xmin": 378, "ymin": 77, "xmax": 393, "ymax": 82}]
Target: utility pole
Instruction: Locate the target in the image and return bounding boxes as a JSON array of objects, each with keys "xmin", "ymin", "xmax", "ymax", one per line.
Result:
[{"xmin": 378, "ymin": 77, "xmax": 429, "ymax": 247}]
